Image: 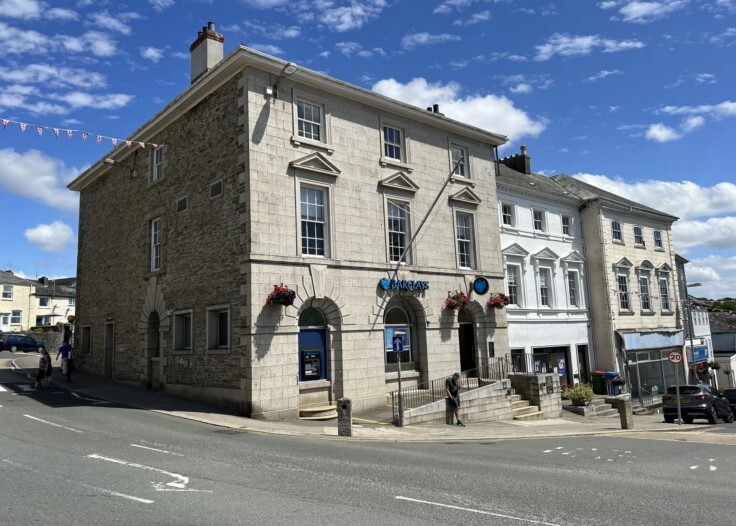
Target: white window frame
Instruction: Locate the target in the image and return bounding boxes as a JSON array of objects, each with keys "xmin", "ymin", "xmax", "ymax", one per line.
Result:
[
  {"xmin": 11, "ymin": 310, "xmax": 21, "ymax": 324},
  {"xmin": 653, "ymin": 230, "xmax": 663, "ymax": 250},
  {"xmin": 150, "ymin": 145, "xmax": 164, "ymax": 183},
  {"xmin": 39, "ymin": 297, "xmax": 49, "ymax": 307},
  {"xmin": 299, "ymin": 182, "xmax": 330, "ymax": 258},
  {"xmin": 538, "ymin": 267, "xmax": 553, "ymax": 307},
  {"xmin": 659, "ymin": 275, "xmax": 671, "ymax": 312},
  {"xmin": 2, "ymin": 285, "xmax": 12, "ymax": 300},
  {"xmin": 68, "ymin": 298, "xmax": 75, "ymax": 306},
  {"xmin": 174, "ymin": 310, "xmax": 193, "ymax": 352},
  {"xmin": 639, "ymin": 275, "xmax": 652, "ymax": 311},
  {"xmin": 633, "ymin": 225, "xmax": 645, "ymax": 247},
  {"xmin": 206, "ymin": 305, "xmax": 230, "ymax": 352},
  {"xmin": 386, "ymin": 198, "xmax": 412, "ymax": 264},
  {"xmin": 383, "ymin": 124, "xmax": 404, "ymax": 162},
  {"xmin": 617, "ymin": 273, "xmax": 631, "ymax": 311},
  {"xmin": 450, "ymin": 144, "xmax": 468, "ymax": 178},
  {"xmin": 567, "ymin": 270, "xmax": 580, "ymax": 308},
  {"xmin": 454, "ymin": 210, "xmax": 476, "ymax": 270},
  {"xmin": 506, "ymin": 264, "xmax": 522, "ymax": 307},
  {"xmin": 291, "ymin": 93, "xmax": 332, "ymax": 151},
  {"xmin": 150, "ymin": 217, "xmax": 161, "ymax": 272},
  {"xmin": 561, "ymin": 215, "xmax": 572, "ymax": 237},
  {"xmin": 501, "ymin": 203, "xmax": 515, "ymax": 228},
  {"xmin": 612, "ymin": 220, "xmax": 623, "ymax": 243},
  {"xmin": 532, "ymin": 209, "xmax": 546, "ymax": 232}
]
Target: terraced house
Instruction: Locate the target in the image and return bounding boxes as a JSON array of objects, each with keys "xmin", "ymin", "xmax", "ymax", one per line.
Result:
[{"xmin": 68, "ymin": 24, "xmax": 510, "ymax": 420}]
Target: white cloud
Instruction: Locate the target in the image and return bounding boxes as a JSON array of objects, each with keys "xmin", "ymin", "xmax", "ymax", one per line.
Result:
[
  {"xmin": 681, "ymin": 115, "xmax": 704, "ymax": 132},
  {"xmin": 46, "ymin": 8, "xmax": 79, "ymax": 21},
  {"xmin": 684, "ymin": 256, "xmax": 736, "ymax": 299},
  {"xmin": 673, "ymin": 217, "xmax": 736, "ymax": 250},
  {"xmin": 535, "ymin": 33, "xmax": 644, "ymax": 60},
  {"xmin": 695, "ymin": 73, "xmax": 716, "ymax": 84},
  {"xmin": 645, "ymin": 122, "xmax": 681, "ymax": 141},
  {"xmin": 0, "ymin": 0, "xmax": 42, "ymax": 19},
  {"xmin": 141, "ymin": 46, "xmax": 165, "ymax": 62},
  {"xmin": 86, "ymin": 11, "xmax": 140, "ymax": 35},
  {"xmin": 434, "ymin": 0, "xmax": 486, "ymax": 15},
  {"xmin": 587, "ymin": 69, "xmax": 622, "ymax": 81},
  {"xmin": 24, "ymin": 221, "xmax": 75, "ymax": 252},
  {"xmin": 570, "ymin": 174, "xmax": 736, "ymax": 221},
  {"xmin": 0, "ymin": 148, "xmax": 81, "ymax": 214},
  {"xmin": 401, "ymin": 32, "xmax": 461, "ymax": 50},
  {"xmin": 614, "ymin": 1, "xmax": 688, "ymax": 24},
  {"xmin": 659, "ymin": 100, "xmax": 736, "ymax": 118},
  {"xmin": 453, "ymin": 10, "xmax": 491, "ymax": 26},
  {"xmin": 149, "ymin": 0, "xmax": 175, "ymax": 11},
  {"xmin": 371, "ymin": 77, "xmax": 547, "ymax": 141},
  {"xmin": 509, "ymin": 83, "xmax": 532, "ymax": 94},
  {"xmin": 62, "ymin": 31, "xmax": 118, "ymax": 57},
  {"xmin": 336, "ymin": 41, "xmax": 362, "ymax": 56},
  {"xmin": 319, "ymin": 1, "xmax": 388, "ymax": 32},
  {"xmin": 49, "ymin": 91, "xmax": 134, "ymax": 110},
  {"xmin": 0, "ymin": 63, "xmax": 107, "ymax": 89}
]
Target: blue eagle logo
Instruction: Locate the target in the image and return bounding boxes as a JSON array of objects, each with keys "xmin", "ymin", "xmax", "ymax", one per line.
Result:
[{"xmin": 379, "ymin": 278, "xmax": 391, "ymax": 290}]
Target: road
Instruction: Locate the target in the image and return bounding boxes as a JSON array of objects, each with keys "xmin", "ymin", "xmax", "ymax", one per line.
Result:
[{"xmin": 2, "ymin": 352, "xmax": 735, "ymax": 525}]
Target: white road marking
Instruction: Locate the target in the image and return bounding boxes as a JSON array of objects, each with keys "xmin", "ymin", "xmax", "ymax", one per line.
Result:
[
  {"xmin": 396, "ymin": 496, "xmax": 565, "ymax": 525},
  {"xmin": 710, "ymin": 465, "xmax": 717, "ymax": 471},
  {"xmin": 2, "ymin": 459, "xmax": 153, "ymax": 504},
  {"xmin": 88, "ymin": 453, "xmax": 211, "ymax": 492},
  {"xmin": 690, "ymin": 465, "xmax": 699, "ymax": 470},
  {"xmin": 23, "ymin": 414, "xmax": 83, "ymax": 433},
  {"xmin": 0, "ymin": 385, "xmax": 7, "ymax": 392},
  {"xmin": 130, "ymin": 444, "xmax": 184, "ymax": 456}
]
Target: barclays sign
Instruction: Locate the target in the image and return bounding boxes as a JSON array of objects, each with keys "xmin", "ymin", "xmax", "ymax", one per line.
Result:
[{"xmin": 379, "ymin": 278, "xmax": 430, "ymax": 291}]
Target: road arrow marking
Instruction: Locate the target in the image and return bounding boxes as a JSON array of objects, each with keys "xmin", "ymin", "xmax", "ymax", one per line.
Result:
[
  {"xmin": 71, "ymin": 392, "xmax": 111, "ymax": 404},
  {"xmin": 88, "ymin": 454, "xmax": 211, "ymax": 492}
]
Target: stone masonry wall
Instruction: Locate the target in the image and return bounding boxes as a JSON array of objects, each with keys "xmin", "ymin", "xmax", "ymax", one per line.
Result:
[{"xmin": 509, "ymin": 373, "xmax": 562, "ymax": 418}]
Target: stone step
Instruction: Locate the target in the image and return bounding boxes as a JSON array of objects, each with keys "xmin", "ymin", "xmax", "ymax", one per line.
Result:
[
  {"xmin": 512, "ymin": 405, "xmax": 540, "ymax": 417},
  {"xmin": 509, "ymin": 394, "xmax": 522, "ymax": 403},
  {"xmin": 513, "ymin": 410, "xmax": 545, "ymax": 421},
  {"xmin": 511, "ymin": 399, "xmax": 530, "ymax": 409},
  {"xmin": 299, "ymin": 405, "xmax": 337, "ymax": 420},
  {"xmin": 595, "ymin": 409, "xmax": 620, "ymax": 418}
]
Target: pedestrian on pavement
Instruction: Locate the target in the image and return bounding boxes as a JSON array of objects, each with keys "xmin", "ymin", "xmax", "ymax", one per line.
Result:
[
  {"xmin": 446, "ymin": 372, "xmax": 465, "ymax": 427},
  {"xmin": 56, "ymin": 340, "xmax": 73, "ymax": 382},
  {"xmin": 35, "ymin": 349, "xmax": 53, "ymax": 389}
]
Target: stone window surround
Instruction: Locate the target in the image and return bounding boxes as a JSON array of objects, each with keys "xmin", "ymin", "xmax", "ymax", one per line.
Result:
[
  {"xmin": 565, "ymin": 268, "xmax": 584, "ymax": 309},
  {"xmin": 384, "ymin": 196, "xmax": 413, "ymax": 265},
  {"xmin": 611, "ymin": 220, "xmax": 623, "ymax": 243},
  {"xmin": 206, "ymin": 304, "xmax": 230, "ymax": 354},
  {"xmin": 633, "ymin": 225, "xmax": 645, "ymax": 247},
  {"xmin": 638, "ymin": 273, "xmax": 653, "ymax": 313},
  {"xmin": 616, "ymin": 271, "xmax": 632, "ymax": 313},
  {"xmin": 537, "ymin": 266, "xmax": 554, "ymax": 308},
  {"xmin": 448, "ymin": 140, "xmax": 470, "ymax": 179},
  {"xmin": 658, "ymin": 272, "xmax": 672, "ymax": 313},
  {"xmin": 653, "ymin": 230, "xmax": 664, "ymax": 251},
  {"xmin": 561, "ymin": 215, "xmax": 572, "ymax": 237},
  {"xmin": 453, "ymin": 208, "xmax": 477, "ymax": 270},
  {"xmin": 532, "ymin": 209, "xmax": 547, "ymax": 233},
  {"xmin": 505, "ymin": 263, "xmax": 523, "ymax": 307},
  {"xmin": 173, "ymin": 309, "xmax": 194, "ymax": 353},
  {"xmin": 144, "ymin": 208, "xmax": 165, "ymax": 277},
  {"xmin": 149, "ymin": 145, "xmax": 166, "ymax": 185},
  {"xmin": 296, "ymin": 176, "xmax": 335, "ymax": 260},
  {"xmin": 379, "ymin": 116, "xmax": 413, "ymax": 172},
  {"xmin": 291, "ymin": 91, "xmax": 334, "ymax": 153}
]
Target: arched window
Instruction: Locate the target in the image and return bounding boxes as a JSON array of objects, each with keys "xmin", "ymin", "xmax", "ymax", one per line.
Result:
[
  {"xmin": 299, "ymin": 307, "xmax": 325, "ymax": 327},
  {"xmin": 384, "ymin": 301, "xmax": 417, "ymax": 371}
]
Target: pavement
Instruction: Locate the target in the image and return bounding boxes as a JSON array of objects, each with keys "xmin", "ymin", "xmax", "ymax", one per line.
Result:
[{"xmin": 11, "ymin": 358, "xmax": 733, "ymax": 443}]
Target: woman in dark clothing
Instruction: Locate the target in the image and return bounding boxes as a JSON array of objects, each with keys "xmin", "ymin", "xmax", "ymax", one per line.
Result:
[{"xmin": 35, "ymin": 349, "xmax": 52, "ymax": 389}]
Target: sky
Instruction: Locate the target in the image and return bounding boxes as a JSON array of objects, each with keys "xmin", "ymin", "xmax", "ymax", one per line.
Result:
[{"xmin": 0, "ymin": 0, "xmax": 734, "ymax": 300}]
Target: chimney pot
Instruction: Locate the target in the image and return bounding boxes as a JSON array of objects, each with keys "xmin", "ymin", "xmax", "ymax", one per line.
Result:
[
  {"xmin": 433, "ymin": 104, "xmax": 439, "ymax": 113},
  {"xmin": 190, "ymin": 22, "xmax": 225, "ymax": 83}
]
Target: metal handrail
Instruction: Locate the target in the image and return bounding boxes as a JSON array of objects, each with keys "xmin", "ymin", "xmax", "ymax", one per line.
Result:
[{"xmin": 389, "ymin": 358, "xmax": 511, "ymax": 425}]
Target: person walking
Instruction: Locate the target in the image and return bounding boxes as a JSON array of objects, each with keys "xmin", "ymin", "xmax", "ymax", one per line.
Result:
[
  {"xmin": 56, "ymin": 340, "xmax": 73, "ymax": 382},
  {"xmin": 35, "ymin": 349, "xmax": 53, "ymax": 389},
  {"xmin": 446, "ymin": 372, "xmax": 465, "ymax": 427}
]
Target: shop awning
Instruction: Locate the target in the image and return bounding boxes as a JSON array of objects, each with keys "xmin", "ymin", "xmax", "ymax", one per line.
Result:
[{"xmin": 616, "ymin": 329, "xmax": 684, "ymax": 351}]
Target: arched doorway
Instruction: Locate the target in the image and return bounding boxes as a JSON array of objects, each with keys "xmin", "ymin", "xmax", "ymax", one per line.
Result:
[
  {"xmin": 458, "ymin": 309, "xmax": 476, "ymax": 373},
  {"xmin": 383, "ymin": 298, "xmax": 419, "ymax": 373},
  {"xmin": 298, "ymin": 307, "xmax": 327, "ymax": 382}
]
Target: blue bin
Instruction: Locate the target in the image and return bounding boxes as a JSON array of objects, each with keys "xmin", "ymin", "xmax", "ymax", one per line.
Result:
[{"xmin": 603, "ymin": 371, "xmax": 621, "ymax": 395}]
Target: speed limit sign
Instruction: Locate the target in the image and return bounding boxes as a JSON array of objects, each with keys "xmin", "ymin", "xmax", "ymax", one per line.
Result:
[{"xmin": 668, "ymin": 350, "xmax": 683, "ymax": 364}]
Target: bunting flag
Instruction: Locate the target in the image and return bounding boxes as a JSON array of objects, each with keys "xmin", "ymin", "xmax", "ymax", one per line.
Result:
[{"xmin": 0, "ymin": 116, "xmax": 163, "ymax": 151}]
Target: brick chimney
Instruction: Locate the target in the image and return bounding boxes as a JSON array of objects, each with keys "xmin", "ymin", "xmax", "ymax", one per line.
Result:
[
  {"xmin": 499, "ymin": 145, "xmax": 531, "ymax": 174},
  {"xmin": 189, "ymin": 22, "xmax": 224, "ymax": 84}
]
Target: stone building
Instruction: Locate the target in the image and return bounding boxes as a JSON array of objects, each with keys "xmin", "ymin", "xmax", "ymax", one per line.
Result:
[
  {"xmin": 68, "ymin": 24, "xmax": 509, "ymax": 420},
  {"xmin": 496, "ymin": 148, "xmax": 592, "ymax": 387},
  {"xmin": 553, "ymin": 175, "xmax": 683, "ymax": 402}
]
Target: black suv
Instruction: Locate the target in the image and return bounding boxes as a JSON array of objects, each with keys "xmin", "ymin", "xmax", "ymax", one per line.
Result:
[
  {"xmin": 662, "ymin": 384, "xmax": 734, "ymax": 424},
  {"xmin": 724, "ymin": 389, "xmax": 736, "ymax": 414},
  {"xmin": 0, "ymin": 334, "xmax": 46, "ymax": 353}
]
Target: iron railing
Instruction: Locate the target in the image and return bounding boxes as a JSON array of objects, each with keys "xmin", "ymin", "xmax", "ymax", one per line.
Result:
[{"xmin": 389, "ymin": 358, "xmax": 511, "ymax": 425}]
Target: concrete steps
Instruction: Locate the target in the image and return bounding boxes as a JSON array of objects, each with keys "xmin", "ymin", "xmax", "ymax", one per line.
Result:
[
  {"xmin": 299, "ymin": 405, "xmax": 337, "ymax": 420},
  {"xmin": 563, "ymin": 398, "xmax": 619, "ymax": 418},
  {"xmin": 510, "ymin": 391, "xmax": 544, "ymax": 421}
]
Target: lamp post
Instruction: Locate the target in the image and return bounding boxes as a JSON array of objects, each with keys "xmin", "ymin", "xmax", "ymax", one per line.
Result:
[{"xmin": 684, "ymin": 282, "xmax": 701, "ymax": 384}]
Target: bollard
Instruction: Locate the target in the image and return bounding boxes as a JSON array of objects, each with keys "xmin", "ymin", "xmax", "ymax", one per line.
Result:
[
  {"xmin": 337, "ymin": 398, "xmax": 352, "ymax": 437},
  {"xmin": 606, "ymin": 396, "xmax": 634, "ymax": 429}
]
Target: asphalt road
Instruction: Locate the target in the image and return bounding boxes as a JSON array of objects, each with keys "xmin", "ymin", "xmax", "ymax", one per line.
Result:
[{"xmin": 2, "ymin": 352, "xmax": 736, "ymax": 526}]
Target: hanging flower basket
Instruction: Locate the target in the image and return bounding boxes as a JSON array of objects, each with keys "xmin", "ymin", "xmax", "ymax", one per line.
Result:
[
  {"xmin": 486, "ymin": 292, "xmax": 510, "ymax": 310},
  {"xmin": 444, "ymin": 290, "xmax": 468, "ymax": 312},
  {"xmin": 708, "ymin": 360, "xmax": 721, "ymax": 370},
  {"xmin": 265, "ymin": 284, "xmax": 296, "ymax": 307}
]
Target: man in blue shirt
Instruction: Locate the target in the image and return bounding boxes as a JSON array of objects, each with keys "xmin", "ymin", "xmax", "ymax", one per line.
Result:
[{"xmin": 56, "ymin": 341, "xmax": 73, "ymax": 382}]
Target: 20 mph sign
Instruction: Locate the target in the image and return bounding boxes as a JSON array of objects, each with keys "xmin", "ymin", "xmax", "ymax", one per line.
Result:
[{"xmin": 668, "ymin": 350, "xmax": 683, "ymax": 365}]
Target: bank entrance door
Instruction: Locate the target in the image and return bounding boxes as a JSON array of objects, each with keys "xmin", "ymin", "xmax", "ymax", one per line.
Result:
[
  {"xmin": 299, "ymin": 328, "xmax": 327, "ymax": 382},
  {"xmin": 458, "ymin": 310, "xmax": 476, "ymax": 373}
]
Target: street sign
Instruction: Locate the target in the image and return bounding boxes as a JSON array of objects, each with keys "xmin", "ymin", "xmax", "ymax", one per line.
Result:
[
  {"xmin": 668, "ymin": 350, "xmax": 683, "ymax": 365},
  {"xmin": 392, "ymin": 335, "xmax": 404, "ymax": 353}
]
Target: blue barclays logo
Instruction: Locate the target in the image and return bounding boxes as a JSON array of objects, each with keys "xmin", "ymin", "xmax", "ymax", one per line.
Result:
[{"xmin": 379, "ymin": 278, "xmax": 430, "ymax": 291}]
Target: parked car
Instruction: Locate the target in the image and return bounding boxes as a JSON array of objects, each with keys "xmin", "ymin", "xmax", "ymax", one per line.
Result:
[
  {"xmin": 724, "ymin": 389, "xmax": 736, "ymax": 414},
  {"xmin": 0, "ymin": 334, "xmax": 46, "ymax": 353},
  {"xmin": 662, "ymin": 384, "xmax": 734, "ymax": 424}
]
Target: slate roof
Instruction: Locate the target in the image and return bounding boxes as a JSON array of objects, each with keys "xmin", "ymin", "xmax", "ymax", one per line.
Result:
[
  {"xmin": 710, "ymin": 310, "xmax": 736, "ymax": 332},
  {"xmin": 496, "ymin": 164, "xmax": 577, "ymax": 201},
  {"xmin": 33, "ymin": 277, "xmax": 76, "ymax": 298},
  {"xmin": 551, "ymin": 173, "xmax": 678, "ymax": 221},
  {"xmin": 0, "ymin": 270, "xmax": 32, "ymax": 286}
]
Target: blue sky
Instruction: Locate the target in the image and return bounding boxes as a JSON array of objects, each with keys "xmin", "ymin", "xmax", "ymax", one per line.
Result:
[{"xmin": 0, "ymin": 0, "xmax": 734, "ymax": 299}]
